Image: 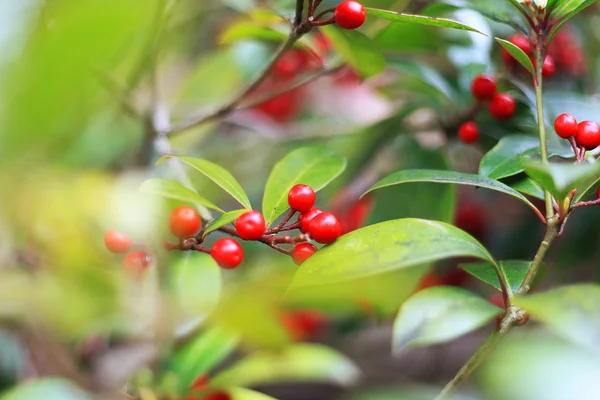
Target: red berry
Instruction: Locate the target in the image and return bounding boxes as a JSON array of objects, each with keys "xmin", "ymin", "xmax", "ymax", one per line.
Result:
[
  {"xmin": 575, "ymin": 120, "xmax": 600, "ymax": 150},
  {"xmin": 488, "ymin": 92, "xmax": 516, "ymax": 120},
  {"xmin": 122, "ymin": 251, "xmax": 150, "ymax": 278},
  {"xmin": 273, "ymin": 50, "xmax": 307, "ymax": 79},
  {"xmin": 596, "ymin": 187, "xmax": 600, "ymax": 199},
  {"xmin": 554, "ymin": 113, "xmax": 577, "ymax": 138},
  {"xmin": 308, "ymin": 212, "xmax": 342, "ymax": 244},
  {"xmin": 288, "ymin": 184, "xmax": 316, "ymax": 213},
  {"xmin": 104, "ymin": 229, "xmax": 131, "ymax": 254},
  {"xmin": 202, "ymin": 391, "xmax": 231, "ymax": 400},
  {"xmin": 502, "ymin": 34, "xmax": 532, "ymax": 63},
  {"xmin": 458, "ymin": 121, "xmax": 479, "ymax": 144},
  {"xmin": 471, "ymin": 74, "xmax": 497, "ymax": 100},
  {"xmin": 298, "ymin": 208, "xmax": 323, "ymax": 234},
  {"xmin": 334, "ymin": 1, "xmax": 366, "ymax": 30},
  {"xmin": 211, "ymin": 238, "xmax": 244, "ymax": 269},
  {"xmin": 234, "ymin": 210, "xmax": 266, "ymax": 240},
  {"xmin": 169, "ymin": 206, "xmax": 201, "ymax": 239},
  {"xmin": 542, "ymin": 55, "xmax": 556, "ymax": 77},
  {"xmin": 255, "ymin": 91, "xmax": 299, "ymax": 123},
  {"xmin": 291, "ymin": 242, "xmax": 318, "ymax": 266}
]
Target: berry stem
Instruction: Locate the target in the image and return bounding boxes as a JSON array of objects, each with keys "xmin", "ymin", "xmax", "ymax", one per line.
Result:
[
  {"xmin": 570, "ymin": 198, "xmax": 600, "ymax": 209},
  {"xmin": 310, "ymin": 16, "xmax": 336, "ymax": 26},
  {"xmin": 533, "ymin": 32, "xmax": 553, "ymax": 220},
  {"xmin": 268, "ymin": 209, "xmax": 297, "ymax": 234},
  {"xmin": 294, "ymin": 0, "xmax": 305, "ymax": 27},
  {"xmin": 313, "ymin": 8, "xmax": 335, "ymax": 20}
]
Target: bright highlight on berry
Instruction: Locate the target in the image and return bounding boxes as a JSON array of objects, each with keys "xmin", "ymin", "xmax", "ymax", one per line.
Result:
[{"xmin": 554, "ymin": 113, "xmax": 577, "ymax": 139}]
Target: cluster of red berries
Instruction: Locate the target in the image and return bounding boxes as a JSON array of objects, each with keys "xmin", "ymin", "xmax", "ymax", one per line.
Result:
[
  {"xmin": 457, "ymin": 74, "xmax": 517, "ymax": 144},
  {"xmin": 104, "ymin": 185, "xmax": 344, "ymax": 276},
  {"xmin": 548, "ymin": 28, "xmax": 586, "ymax": 77},
  {"xmin": 501, "ymin": 34, "xmax": 555, "ymax": 78},
  {"xmin": 554, "ymin": 113, "xmax": 600, "ymax": 153}
]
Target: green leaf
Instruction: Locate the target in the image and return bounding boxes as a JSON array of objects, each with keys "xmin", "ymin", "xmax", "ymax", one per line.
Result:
[
  {"xmin": 228, "ymin": 387, "xmax": 278, "ymax": 400},
  {"xmin": 203, "ymin": 210, "xmax": 247, "ymax": 238},
  {"xmin": 363, "ymin": 169, "xmax": 542, "ymax": 219},
  {"xmin": 478, "ymin": 331, "xmax": 600, "ymax": 400},
  {"xmin": 140, "ymin": 178, "xmax": 225, "ymax": 214},
  {"xmin": 504, "ymin": 175, "xmax": 545, "ymax": 200},
  {"xmin": 479, "ymin": 135, "xmax": 573, "ymax": 180},
  {"xmin": 496, "ymin": 38, "xmax": 534, "ymax": 75},
  {"xmin": 393, "ymin": 286, "xmax": 501, "ymax": 353},
  {"xmin": 211, "ymin": 344, "xmax": 359, "ymax": 387},
  {"xmin": 262, "ymin": 146, "xmax": 346, "ymax": 226},
  {"xmin": 169, "ymin": 327, "xmax": 239, "ymax": 390},
  {"xmin": 219, "ymin": 22, "xmax": 288, "ymax": 44},
  {"xmin": 461, "ymin": 260, "xmax": 545, "ymax": 294},
  {"xmin": 524, "ymin": 161, "xmax": 600, "ymax": 201},
  {"xmin": 158, "ymin": 156, "xmax": 251, "ymax": 209},
  {"xmin": 169, "ymin": 253, "xmax": 221, "ymax": 331},
  {"xmin": 0, "ymin": 379, "xmax": 93, "ymax": 400},
  {"xmin": 366, "ymin": 8, "xmax": 487, "ymax": 35},
  {"xmin": 551, "ymin": 0, "xmax": 598, "ymax": 19},
  {"xmin": 320, "ymin": 25, "xmax": 386, "ymax": 78},
  {"xmin": 289, "ymin": 218, "xmax": 494, "ymax": 289},
  {"xmin": 514, "ymin": 284, "xmax": 600, "ymax": 352}
]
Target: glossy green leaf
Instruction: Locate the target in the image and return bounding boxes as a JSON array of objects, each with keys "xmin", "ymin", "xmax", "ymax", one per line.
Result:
[
  {"xmin": 321, "ymin": 25, "xmax": 386, "ymax": 78},
  {"xmin": 503, "ymin": 175, "xmax": 546, "ymax": 200},
  {"xmin": 203, "ymin": 210, "xmax": 247, "ymax": 238},
  {"xmin": 219, "ymin": 22, "xmax": 288, "ymax": 44},
  {"xmin": 169, "ymin": 253, "xmax": 221, "ymax": 332},
  {"xmin": 366, "ymin": 8, "xmax": 487, "ymax": 35},
  {"xmin": 262, "ymin": 147, "xmax": 346, "ymax": 226},
  {"xmin": 169, "ymin": 327, "xmax": 239, "ymax": 390},
  {"xmin": 478, "ymin": 331, "xmax": 600, "ymax": 400},
  {"xmin": 363, "ymin": 170, "xmax": 542, "ymax": 218},
  {"xmin": 524, "ymin": 161, "xmax": 600, "ymax": 201},
  {"xmin": 479, "ymin": 135, "xmax": 573, "ymax": 180},
  {"xmin": 496, "ymin": 38, "xmax": 534, "ymax": 75},
  {"xmin": 158, "ymin": 156, "xmax": 251, "ymax": 209},
  {"xmin": 551, "ymin": 0, "xmax": 597, "ymax": 18},
  {"xmin": 514, "ymin": 284, "xmax": 600, "ymax": 352},
  {"xmin": 461, "ymin": 260, "xmax": 545, "ymax": 294},
  {"xmin": 229, "ymin": 387, "xmax": 278, "ymax": 400},
  {"xmin": 211, "ymin": 344, "xmax": 359, "ymax": 387},
  {"xmin": 0, "ymin": 379, "xmax": 93, "ymax": 400},
  {"xmin": 289, "ymin": 218, "xmax": 494, "ymax": 289},
  {"xmin": 393, "ymin": 286, "xmax": 501, "ymax": 353},
  {"xmin": 140, "ymin": 178, "xmax": 224, "ymax": 213}
]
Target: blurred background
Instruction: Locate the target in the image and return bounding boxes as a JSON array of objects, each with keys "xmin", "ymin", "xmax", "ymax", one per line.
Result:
[{"xmin": 1, "ymin": 0, "xmax": 600, "ymax": 399}]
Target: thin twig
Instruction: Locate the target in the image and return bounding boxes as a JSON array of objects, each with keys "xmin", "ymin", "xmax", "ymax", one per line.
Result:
[{"xmin": 166, "ymin": 31, "xmax": 301, "ymax": 136}]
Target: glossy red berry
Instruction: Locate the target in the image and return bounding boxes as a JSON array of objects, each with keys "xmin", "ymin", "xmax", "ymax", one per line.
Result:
[
  {"xmin": 104, "ymin": 229, "xmax": 131, "ymax": 254},
  {"xmin": 308, "ymin": 212, "xmax": 342, "ymax": 244},
  {"xmin": 488, "ymin": 92, "xmax": 516, "ymax": 120},
  {"xmin": 234, "ymin": 210, "xmax": 266, "ymax": 240},
  {"xmin": 122, "ymin": 251, "xmax": 151, "ymax": 278},
  {"xmin": 575, "ymin": 120, "xmax": 600, "ymax": 150},
  {"xmin": 211, "ymin": 238, "xmax": 244, "ymax": 269},
  {"xmin": 554, "ymin": 113, "xmax": 577, "ymax": 139},
  {"xmin": 291, "ymin": 243, "xmax": 318, "ymax": 266},
  {"xmin": 299, "ymin": 208, "xmax": 323, "ymax": 234},
  {"xmin": 458, "ymin": 121, "xmax": 479, "ymax": 144},
  {"xmin": 542, "ymin": 55, "xmax": 556, "ymax": 77},
  {"xmin": 169, "ymin": 206, "xmax": 201, "ymax": 238},
  {"xmin": 471, "ymin": 74, "xmax": 497, "ymax": 100},
  {"xmin": 502, "ymin": 34, "xmax": 532, "ymax": 63},
  {"xmin": 288, "ymin": 184, "xmax": 316, "ymax": 213},
  {"xmin": 334, "ymin": 1, "xmax": 366, "ymax": 30},
  {"xmin": 596, "ymin": 187, "xmax": 600, "ymax": 199},
  {"xmin": 273, "ymin": 50, "xmax": 307, "ymax": 79}
]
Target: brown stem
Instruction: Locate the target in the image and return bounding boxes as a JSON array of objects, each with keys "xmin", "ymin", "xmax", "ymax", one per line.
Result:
[
  {"xmin": 310, "ymin": 16, "xmax": 335, "ymax": 26},
  {"xmin": 571, "ymin": 198, "xmax": 600, "ymax": 210},
  {"xmin": 266, "ymin": 210, "xmax": 297, "ymax": 234},
  {"xmin": 294, "ymin": 0, "xmax": 305, "ymax": 26}
]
